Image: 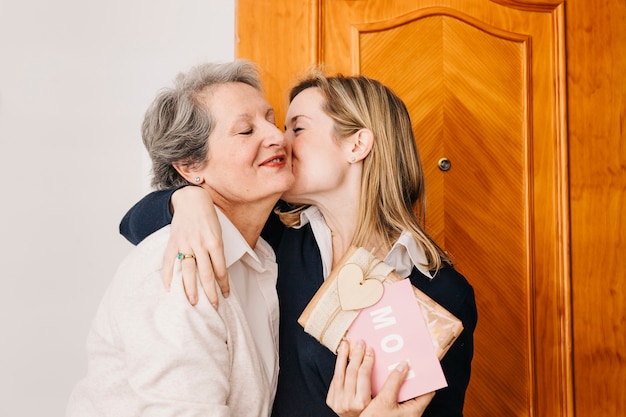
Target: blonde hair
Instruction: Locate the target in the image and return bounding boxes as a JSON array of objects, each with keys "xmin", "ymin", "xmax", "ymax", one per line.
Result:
[
  {"xmin": 142, "ymin": 60, "xmax": 263, "ymax": 189},
  {"xmin": 280, "ymin": 72, "xmax": 449, "ymax": 270}
]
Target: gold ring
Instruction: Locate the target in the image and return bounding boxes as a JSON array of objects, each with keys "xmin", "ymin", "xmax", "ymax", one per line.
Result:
[{"xmin": 177, "ymin": 252, "xmax": 195, "ymax": 260}]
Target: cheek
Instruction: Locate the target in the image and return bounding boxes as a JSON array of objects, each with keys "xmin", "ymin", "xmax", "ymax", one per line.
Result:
[
  {"xmin": 228, "ymin": 144, "xmax": 257, "ymax": 164},
  {"xmin": 292, "ymin": 137, "xmax": 323, "ymax": 163},
  {"xmin": 291, "ymin": 139, "xmax": 304, "ymax": 157}
]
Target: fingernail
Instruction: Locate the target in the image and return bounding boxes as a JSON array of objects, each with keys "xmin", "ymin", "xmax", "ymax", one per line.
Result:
[
  {"xmin": 365, "ymin": 347, "xmax": 374, "ymax": 357},
  {"xmin": 355, "ymin": 339, "xmax": 365, "ymax": 350},
  {"xmin": 189, "ymin": 294, "xmax": 197, "ymax": 305},
  {"xmin": 396, "ymin": 361, "xmax": 408, "ymax": 372}
]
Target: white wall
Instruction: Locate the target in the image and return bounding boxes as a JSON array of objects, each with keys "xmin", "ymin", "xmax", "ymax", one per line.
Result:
[{"xmin": 0, "ymin": 0, "xmax": 235, "ymax": 415}]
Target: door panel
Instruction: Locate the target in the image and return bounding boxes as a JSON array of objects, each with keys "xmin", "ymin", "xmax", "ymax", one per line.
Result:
[
  {"xmin": 237, "ymin": 1, "xmax": 570, "ymax": 415},
  {"xmin": 357, "ymin": 14, "xmax": 529, "ymax": 415},
  {"xmin": 339, "ymin": 9, "xmax": 532, "ymax": 416}
]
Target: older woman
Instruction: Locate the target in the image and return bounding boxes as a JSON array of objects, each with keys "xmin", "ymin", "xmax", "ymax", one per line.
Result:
[
  {"xmin": 120, "ymin": 72, "xmax": 477, "ymax": 417},
  {"xmin": 66, "ymin": 60, "xmax": 294, "ymax": 416}
]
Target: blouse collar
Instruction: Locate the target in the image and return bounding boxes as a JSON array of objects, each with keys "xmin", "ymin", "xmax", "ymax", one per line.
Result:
[{"xmin": 297, "ymin": 206, "xmax": 433, "ymax": 279}]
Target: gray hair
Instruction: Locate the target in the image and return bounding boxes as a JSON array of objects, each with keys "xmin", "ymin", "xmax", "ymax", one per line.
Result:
[{"xmin": 142, "ymin": 60, "xmax": 263, "ymax": 189}]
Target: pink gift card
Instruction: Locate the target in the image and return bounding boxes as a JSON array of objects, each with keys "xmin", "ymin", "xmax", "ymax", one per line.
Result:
[{"xmin": 346, "ymin": 278, "xmax": 447, "ymax": 402}]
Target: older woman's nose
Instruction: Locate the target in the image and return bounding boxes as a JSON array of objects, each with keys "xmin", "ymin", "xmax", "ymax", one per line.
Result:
[{"xmin": 265, "ymin": 123, "xmax": 286, "ymax": 147}]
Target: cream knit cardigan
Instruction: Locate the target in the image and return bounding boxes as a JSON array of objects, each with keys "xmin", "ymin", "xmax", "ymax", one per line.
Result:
[{"xmin": 67, "ymin": 226, "xmax": 275, "ymax": 417}]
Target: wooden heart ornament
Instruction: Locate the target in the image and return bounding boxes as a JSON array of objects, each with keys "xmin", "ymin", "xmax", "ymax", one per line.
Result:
[{"xmin": 337, "ymin": 263, "xmax": 384, "ymax": 311}]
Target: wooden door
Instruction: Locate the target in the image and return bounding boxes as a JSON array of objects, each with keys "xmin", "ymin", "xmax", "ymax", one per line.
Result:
[{"xmin": 237, "ymin": 1, "xmax": 571, "ymax": 416}]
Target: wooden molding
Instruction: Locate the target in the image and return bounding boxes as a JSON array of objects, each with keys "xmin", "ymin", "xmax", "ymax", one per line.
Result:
[{"xmin": 490, "ymin": 0, "xmax": 564, "ymax": 12}]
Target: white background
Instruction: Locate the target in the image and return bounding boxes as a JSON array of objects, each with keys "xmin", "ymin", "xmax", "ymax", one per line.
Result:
[{"xmin": 0, "ymin": 0, "xmax": 235, "ymax": 415}]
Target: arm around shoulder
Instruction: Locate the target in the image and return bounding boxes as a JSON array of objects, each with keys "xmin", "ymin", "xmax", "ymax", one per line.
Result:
[{"xmin": 119, "ymin": 188, "xmax": 179, "ymax": 245}]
